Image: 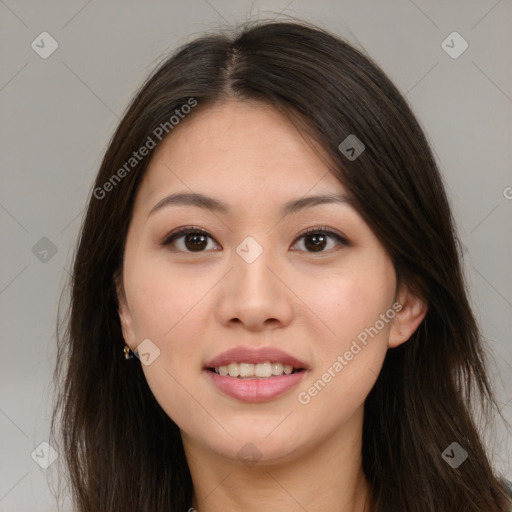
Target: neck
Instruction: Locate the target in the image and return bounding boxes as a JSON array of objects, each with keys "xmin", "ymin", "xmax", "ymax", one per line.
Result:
[{"xmin": 182, "ymin": 408, "xmax": 372, "ymax": 512}]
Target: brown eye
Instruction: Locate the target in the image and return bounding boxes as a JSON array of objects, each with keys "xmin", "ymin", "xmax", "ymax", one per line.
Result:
[
  {"xmin": 182, "ymin": 232, "xmax": 209, "ymax": 251},
  {"xmin": 161, "ymin": 226, "xmax": 348, "ymax": 254},
  {"xmin": 162, "ymin": 227, "xmax": 218, "ymax": 253},
  {"xmin": 292, "ymin": 228, "xmax": 348, "ymax": 253},
  {"xmin": 303, "ymin": 233, "xmax": 328, "ymax": 252}
]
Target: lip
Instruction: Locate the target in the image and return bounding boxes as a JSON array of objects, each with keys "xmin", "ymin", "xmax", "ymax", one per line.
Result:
[
  {"xmin": 204, "ymin": 346, "xmax": 309, "ymax": 370},
  {"xmin": 203, "ymin": 346, "xmax": 309, "ymax": 403},
  {"xmin": 204, "ymin": 369, "xmax": 308, "ymax": 402}
]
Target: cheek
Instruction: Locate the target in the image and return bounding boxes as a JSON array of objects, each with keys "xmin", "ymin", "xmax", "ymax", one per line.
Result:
[
  {"xmin": 310, "ymin": 262, "xmax": 395, "ymax": 349},
  {"xmin": 124, "ymin": 249, "xmax": 209, "ymax": 343},
  {"xmin": 124, "ymin": 260, "xmax": 212, "ymax": 428},
  {"xmin": 298, "ymin": 256, "xmax": 395, "ymax": 416}
]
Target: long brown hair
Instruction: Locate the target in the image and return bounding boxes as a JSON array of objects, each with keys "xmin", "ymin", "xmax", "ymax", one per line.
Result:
[{"xmin": 50, "ymin": 19, "xmax": 511, "ymax": 511}]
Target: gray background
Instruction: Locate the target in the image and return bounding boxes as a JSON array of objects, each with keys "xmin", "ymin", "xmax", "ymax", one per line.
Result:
[{"xmin": 1, "ymin": 1, "xmax": 511, "ymax": 510}]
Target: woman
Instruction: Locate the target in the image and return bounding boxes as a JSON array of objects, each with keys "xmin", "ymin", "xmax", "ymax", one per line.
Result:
[{"xmin": 50, "ymin": 19, "xmax": 512, "ymax": 511}]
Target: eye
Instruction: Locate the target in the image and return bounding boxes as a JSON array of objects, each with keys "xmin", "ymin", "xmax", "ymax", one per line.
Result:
[
  {"xmin": 161, "ymin": 226, "xmax": 349, "ymax": 254},
  {"xmin": 291, "ymin": 227, "xmax": 348, "ymax": 253},
  {"xmin": 161, "ymin": 226, "xmax": 219, "ymax": 253}
]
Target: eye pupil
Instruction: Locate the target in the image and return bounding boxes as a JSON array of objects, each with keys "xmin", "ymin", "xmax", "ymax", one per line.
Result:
[
  {"xmin": 305, "ymin": 234, "xmax": 327, "ymax": 252},
  {"xmin": 185, "ymin": 233, "xmax": 208, "ymax": 251}
]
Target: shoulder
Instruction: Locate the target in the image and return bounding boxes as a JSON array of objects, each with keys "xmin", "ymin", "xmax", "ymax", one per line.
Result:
[{"xmin": 501, "ymin": 478, "xmax": 512, "ymax": 499}]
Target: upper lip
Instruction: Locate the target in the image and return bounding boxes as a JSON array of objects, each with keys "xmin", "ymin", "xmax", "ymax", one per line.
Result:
[{"xmin": 205, "ymin": 346, "xmax": 308, "ymax": 370}]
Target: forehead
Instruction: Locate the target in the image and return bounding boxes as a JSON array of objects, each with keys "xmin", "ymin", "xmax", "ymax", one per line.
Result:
[{"xmin": 135, "ymin": 100, "xmax": 347, "ymax": 212}]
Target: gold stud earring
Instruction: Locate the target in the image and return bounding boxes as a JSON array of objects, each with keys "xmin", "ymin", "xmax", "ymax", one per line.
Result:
[{"xmin": 124, "ymin": 345, "xmax": 134, "ymax": 359}]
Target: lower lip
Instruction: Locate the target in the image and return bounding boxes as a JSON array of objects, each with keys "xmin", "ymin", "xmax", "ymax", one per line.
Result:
[{"xmin": 204, "ymin": 369, "xmax": 307, "ymax": 402}]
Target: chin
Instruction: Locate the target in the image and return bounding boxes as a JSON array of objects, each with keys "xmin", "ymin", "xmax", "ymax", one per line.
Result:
[{"xmin": 207, "ymin": 429, "xmax": 307, "ymax": 467}]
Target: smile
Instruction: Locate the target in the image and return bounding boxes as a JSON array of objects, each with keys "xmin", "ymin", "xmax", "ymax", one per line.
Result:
[
  {"xmin": 203, "ymin": 346, "xmax": 309, "ymax": 402},
  {"xmin": 209, "ymin": 362, "xmax": 303, "ymax": 378}
]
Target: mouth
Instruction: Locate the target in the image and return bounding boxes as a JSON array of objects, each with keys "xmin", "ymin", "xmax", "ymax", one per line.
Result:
[
  {"xmin": 206, "ymin": 362, "xmax": 306, "ymax": 379},
  {"xmin": 203, "ymin": 346, "xmax": 309, "ymax": 402}
]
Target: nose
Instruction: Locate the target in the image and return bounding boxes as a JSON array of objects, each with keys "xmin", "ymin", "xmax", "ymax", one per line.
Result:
[{"xmin": 214, "ymin": 246, "xmax": 295, "ymax": 332}]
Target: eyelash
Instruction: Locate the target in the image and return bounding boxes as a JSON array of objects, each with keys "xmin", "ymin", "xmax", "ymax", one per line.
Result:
[{"xmin": 161, "ymin": 225, "xmax": 349, "ymax": 254}]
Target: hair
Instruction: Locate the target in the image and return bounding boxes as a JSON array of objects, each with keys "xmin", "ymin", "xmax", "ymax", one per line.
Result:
[{"xmin": 50, "ymin": 18, "xmax": 511, "ymax": 512}]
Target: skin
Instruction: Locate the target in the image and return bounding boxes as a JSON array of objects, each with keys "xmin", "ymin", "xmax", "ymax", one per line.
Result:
[{"xmin": 116, "ymin": 99, "xmax": 427, "ymax": 512}]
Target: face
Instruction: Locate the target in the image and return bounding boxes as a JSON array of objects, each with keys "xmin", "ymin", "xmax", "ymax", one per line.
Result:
[{"xmin": 116, "ymin": 99, "xmax": 425, "ymax": 465}]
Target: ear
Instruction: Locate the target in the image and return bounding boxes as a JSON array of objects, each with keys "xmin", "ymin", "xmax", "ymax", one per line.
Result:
[
  {"xmin": 113, "ymin": 269, "xmax": 138, "ymax": 349},
  {"xmin": 387, "ymin": 282, "xmax": 428, "ymax": 349}
]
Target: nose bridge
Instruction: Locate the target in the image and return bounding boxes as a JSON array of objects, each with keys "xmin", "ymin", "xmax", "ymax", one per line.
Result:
[
  {"xmin": 232, "ymin": 235, "xmax": 277, "ymax": 296},
  {"xmin": 214, "ymin": 234, "xmax": 294, "ymax": 330}
]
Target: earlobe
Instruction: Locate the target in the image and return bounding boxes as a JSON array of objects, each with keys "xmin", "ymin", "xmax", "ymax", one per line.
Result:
[
  {"xmin": 113, "ymin": 270, "xmax": 137, "ymax": 348},
  {"xmin": 388, "ymin": 285, "xmax": 428, "ymax": 348}
]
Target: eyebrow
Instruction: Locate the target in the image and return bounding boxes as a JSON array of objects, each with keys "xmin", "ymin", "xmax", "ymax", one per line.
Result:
[{"xmin": 147, "ymin": 192, "xmax": 351, "ymax": 218}]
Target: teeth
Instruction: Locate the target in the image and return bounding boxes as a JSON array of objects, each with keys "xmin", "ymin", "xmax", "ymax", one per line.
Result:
[
  {"xmin": 272, "ymin": 362, "xmax": 284, "ymax": 375},
  {"xmin": 227, "ymin": 362, "xmax": 239, "ymax": 377},
  {"xmin": 213, "ymin": 361, "xmax": 299, "ymax": 378},
  {"xmin": 255, "ymin": 362, "xmax": 272, "ymax": 378},
  {"xmin": 239, "ymin": 363, "xmax": 254, "ymax": 377}
]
